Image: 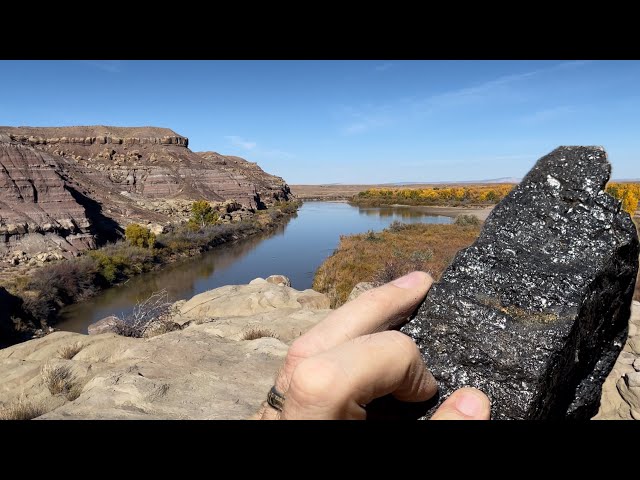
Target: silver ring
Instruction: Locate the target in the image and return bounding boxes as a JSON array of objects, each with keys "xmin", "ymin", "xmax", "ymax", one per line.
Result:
[{"xmin": 267, "ymin": 385, "xmax": 286, "ymax": 412}]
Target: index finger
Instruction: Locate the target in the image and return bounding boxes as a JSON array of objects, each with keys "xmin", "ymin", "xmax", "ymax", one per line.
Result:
[
  {"xmin": 259, "ymin": 271, "xmax": 433, "ymax": 419},
  {"xmin": 294, "ymin": 271, "xmax": 432, "ymax": 358}
]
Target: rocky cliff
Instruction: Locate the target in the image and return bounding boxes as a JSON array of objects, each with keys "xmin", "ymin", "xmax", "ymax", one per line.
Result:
[{"xmin": 0, "ymin": 126, "xmax": 291, "ymax": 261}]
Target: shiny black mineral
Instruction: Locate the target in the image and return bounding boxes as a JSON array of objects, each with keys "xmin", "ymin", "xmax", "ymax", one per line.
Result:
[{"xmin": 402, "ymin": 146, "xmax": 639, "ymax": 419}]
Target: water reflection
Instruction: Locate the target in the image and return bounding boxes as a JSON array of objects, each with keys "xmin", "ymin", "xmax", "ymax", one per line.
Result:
[
  {"xmin": 357, "ymin": 205, "xmax": 447, "ymax": 219},
  {"xmin": 57, "ymin": 202, "xmax": 451, "ymax": 333}
]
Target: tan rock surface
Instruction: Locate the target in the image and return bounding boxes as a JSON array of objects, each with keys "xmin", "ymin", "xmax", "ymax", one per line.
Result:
[
  {"xmin": 594, "ymin": 300, "xmax": 640, "ymax": 420},
  {"xmin": 177, "ymin": 280, "xmax": 330, "ymax": 323},
  {"xmin": 0, "ymin": 280, "xmax": 331, "ymax": 419}
]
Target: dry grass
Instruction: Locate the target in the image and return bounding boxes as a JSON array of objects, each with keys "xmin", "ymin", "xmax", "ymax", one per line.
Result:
[
  {"xmin": 313, "ymin": 222, "xmax": 482, "ymax": 308},
  {"xmin": 57, "ymin": 342, "xmax": 84, "ymax": 360},
  {"xmin": 0, "ymin": 396, "xmax": 48, "ymax": 420},
  {"xmin": 65, "ymin": 383, "xmax": 84, "ymax": 402},
  {"xmin": 634, "ymin": 271, "xmax": 639, "ymax": 302},
  {"xmin": 240, "ymin": 327, "xmax": 280, "ymax": 341},
  {"xmin": 41, "ymin": 362, "xmax": 75, "ymax": 396}
]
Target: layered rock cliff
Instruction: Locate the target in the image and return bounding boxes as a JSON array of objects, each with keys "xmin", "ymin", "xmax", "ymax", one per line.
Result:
[{"xmin": 0, "ymin": 126, "xmax": 291, "ymax": 260}]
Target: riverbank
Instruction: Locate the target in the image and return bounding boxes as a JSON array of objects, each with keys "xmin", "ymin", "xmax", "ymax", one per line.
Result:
[
  {"xmin": 313, "ymin": 219, "xmax": 483, "ymax": 308},
  {"xmin": 0, "ymin": 201, "xmax": 301, "ymax": 348},
  {"xmin": 2, "ymin": 273, "xmax": 635, "ymax": 420}
]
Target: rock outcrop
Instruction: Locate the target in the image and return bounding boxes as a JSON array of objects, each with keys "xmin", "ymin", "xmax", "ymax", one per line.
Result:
[
  {"xmin": 402, "ymin": 146, "xmax": 639, "ymax": 420},
  {"xmin": 594, "ymin": 300, "xmax": 640, "ymax": 419},
  {"xmin": 0, "ymin": 142, "xmax": 95, "ymax": 260},
  {"xmin": 0, "ymin": 126, "xmax": 291, "ymax": 260},
  {"xmin": 0, "ymin": 278, "xmax": 331, "ymax": 419}
]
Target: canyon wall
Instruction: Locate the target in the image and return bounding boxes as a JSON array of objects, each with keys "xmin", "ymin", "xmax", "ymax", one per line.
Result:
[{"xmin": 0, "ymin": 126, "xmax": 291, "ymax": 261}]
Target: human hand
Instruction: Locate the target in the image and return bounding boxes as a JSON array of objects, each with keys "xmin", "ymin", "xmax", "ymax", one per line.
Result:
[{"xmin": 256, "ymin": 271, "xmax": 491, "ymax": 420}]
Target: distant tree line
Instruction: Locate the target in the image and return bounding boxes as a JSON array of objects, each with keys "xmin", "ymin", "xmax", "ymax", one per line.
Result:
[
  {"xmin": 352, "ymin": 184, "xmax": 515, "ymax": 206},
  {"xmin": 606, "ymin": 182, "xmax": 640, "ymax": 215}
]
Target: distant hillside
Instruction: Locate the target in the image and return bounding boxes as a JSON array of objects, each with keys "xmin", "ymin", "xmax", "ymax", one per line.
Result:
[{"xmin": 0, "ymin": 126, "xmax": 290, "ymax": 260}]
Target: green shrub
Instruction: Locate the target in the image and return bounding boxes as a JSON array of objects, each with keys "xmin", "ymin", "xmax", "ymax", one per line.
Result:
[
  {"xmin": 454, "ymin": 214, "xmax": 482, "ymax": 226},
  {"xmin": 189, "ymin": 200, "xmax": 219, "ymax": 229},
  {"xmin": 125, "ymin": 224, "xmax": 156, "ymax": 249}
]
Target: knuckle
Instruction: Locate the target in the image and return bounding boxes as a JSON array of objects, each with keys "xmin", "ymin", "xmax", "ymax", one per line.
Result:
[
  {"xmin": 284, "ymin": 337, "xmax": 314, "ymax": 371},
  {"xmin": 384, "ymin": 330, "xmax": 420, "ymax": 357},
  {"xmin": 288, "ymin": 356, "xmax": 343, "ymax": 406}
]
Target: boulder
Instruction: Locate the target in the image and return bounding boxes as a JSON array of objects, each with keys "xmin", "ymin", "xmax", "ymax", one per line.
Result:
[
  {"xmin": 347, "ymin": 281, "xmax": 376, "ymax": 302},
  {"xmin": 402, "ymin": 146, "xmax": 639, "ymax": 420},
  {"xmin": 177, "ymin": 281, "xmax": 331, "ymax": 324},
  {"xmin": 87, "ymin": 316, "xmax": 119, "ymax": 335},
  {"xmin": 0, "ymin": 280, "xmax": 331, "ymax": 419},
  {"xmin": 265, "ymin": 275, "xmax": 291, "ymax": 287},
  {"xmin": 594, "ymin": 301, "xmax": 640, "ymax": 419}
]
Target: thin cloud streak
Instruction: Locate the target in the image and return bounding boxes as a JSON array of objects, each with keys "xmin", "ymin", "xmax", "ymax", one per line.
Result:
[
  {"xmin": 225, "ymin": 135, "xmax": 257, "ymax": 150},
  {"xmin": 84, "ymin": 60, "xmax": 123, "ymax": 73},
  {"xmin": 375, "ymin": 63, "xmax": 393, "ymax": 72},
  {"xmin": 225, "ymin": 135, "xmax": 294, "ymax": 159},
  {"xmin": 340, "ymin": 60, "xmax": 592, "ymax": 133},
  {"xmin": 520, "ymin": 105, "xmax": 576, "ymax": 124}
]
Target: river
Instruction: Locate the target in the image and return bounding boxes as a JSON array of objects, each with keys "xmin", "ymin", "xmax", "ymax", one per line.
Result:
[{"xmin": 56, "ymin": 201, "xmax": 455, "ymax": 333}]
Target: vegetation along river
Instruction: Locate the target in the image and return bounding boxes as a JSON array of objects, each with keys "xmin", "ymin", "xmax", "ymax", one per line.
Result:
[{"xmin": 57, "ymin": 201, "xmax": 454, "ymax": 333}]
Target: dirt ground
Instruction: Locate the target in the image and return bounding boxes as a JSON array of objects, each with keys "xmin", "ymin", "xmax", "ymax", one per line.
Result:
[{"xmin": 290, "ymin": 184, "xmax": 389, "ymax": 200}]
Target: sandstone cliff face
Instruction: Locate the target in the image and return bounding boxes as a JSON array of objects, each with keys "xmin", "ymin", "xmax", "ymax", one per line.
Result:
[{"xmin": 0, "ymin": 126, "xmax": 291, "ymax": 260}]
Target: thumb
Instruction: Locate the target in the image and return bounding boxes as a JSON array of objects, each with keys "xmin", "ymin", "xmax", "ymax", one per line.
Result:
[{"xmin": 430, "ymin": 387, "xmax": 491, "ymax": 420}]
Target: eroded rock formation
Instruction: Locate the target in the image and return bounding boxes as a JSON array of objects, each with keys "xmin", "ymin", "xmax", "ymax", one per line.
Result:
[
  {"xmin": 0, "ymin": 277, "xmax": 331, "ymax": 419},
  {"xmin": 0, "ymin": 126, "xmax": 291, "ymax": 260},
  {"xmin": 402, "ymin": 146, "xmax": 639, "ymax": 420},
  {"xmin": 0, "ymin": 143, "xmax": 95, "ymax": 260}
]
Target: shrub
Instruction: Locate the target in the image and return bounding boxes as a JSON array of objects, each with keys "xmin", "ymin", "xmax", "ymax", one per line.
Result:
[
  {"xmin": 273, "ymin": 200, "xmax": 301, "ymax": 215},
  {"xmin": 387, "ymin": 221, "xmax": 409, "ymax": 232},
  {"xmin": 0, "ymin": 396, "xmax": 48, "ymax": 420},
  {"xmin": 41, "ymin": 362, "xmax": 75, "ymax": 396},
  {"xmin": 65, "ymin": 383, "xmax": 84, "ymax": 402},
  {"xmin": 57, "ymin": 342, "xmax": 84, "ymax": 360},
  {"xmin": 125, "ymin": 224, "xmax": 156, "ymax": 249},
  {"xmin": 189, "ymin": 200, "xmax": 219, "ymax": 229},
  {"xmin": 365, "ymin": 230, "xmax": 380, "ymax": 242},
  {"xmin": 240, "ymin": 327, "xmax": 280, "ymax": 341},
  {"xmin": 454, "ymin": 214, "xmax": 482, "ymax": 226},
  {"xmin": 89, "ymin": 244, "xmax": 155, "ymax": 284},
  {"xmin": 113, "ymin": 289, "xmax": 174, "ymax": 338},
  {"xmin": 27, "ymin": 257, "xmax": 99, "ymax": 305}
]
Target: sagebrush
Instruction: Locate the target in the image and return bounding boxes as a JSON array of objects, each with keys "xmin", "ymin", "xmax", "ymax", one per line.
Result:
[
  {"xmin": 241, "ymin": 327, "xmax": 280, "ymax": 341},
  {"xmin": 0, "ymin": 396, "xmax": 47, "ymax": 420},
  {"xmin": 57, "ymin": 342, "xmax": 83, "ymax": 360},
  {"xmin": 41, "ymin": 362, "xmax": 75, "ymax": 396}
]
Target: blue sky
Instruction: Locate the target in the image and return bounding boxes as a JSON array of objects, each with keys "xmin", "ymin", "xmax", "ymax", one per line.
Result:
[{"xmin": 1, "ymin": 60, "xmax": 638, "ymax": 183}]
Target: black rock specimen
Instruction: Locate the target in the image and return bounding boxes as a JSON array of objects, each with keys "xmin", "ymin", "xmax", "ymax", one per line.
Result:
[{"xmin": 402, "ymin": 146, "xmax": 639, "ymax": 420}]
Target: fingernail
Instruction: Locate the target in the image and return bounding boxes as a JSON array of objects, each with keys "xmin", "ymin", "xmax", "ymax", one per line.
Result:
[
  {"xmin": 455, "ymin": 390, "xmax": 486, "ymax": 417},
  {"xmin": 391, "ymin": 271, "xmax": 426, "ymax": 289}
]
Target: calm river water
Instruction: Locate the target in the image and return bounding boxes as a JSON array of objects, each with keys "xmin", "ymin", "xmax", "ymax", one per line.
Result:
[{"xmin": 57, "ymin": 201, "xmax": 453, "ymax": 333}]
